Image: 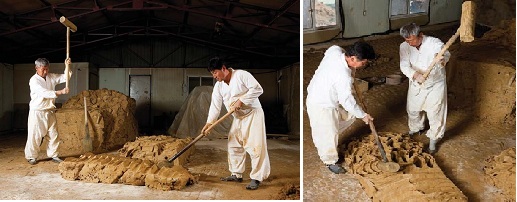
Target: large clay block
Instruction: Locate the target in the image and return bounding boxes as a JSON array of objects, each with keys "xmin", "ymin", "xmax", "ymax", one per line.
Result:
[
  {"xmin": 62, "ymin": 89, "xmax": 138, "ymax": 152},
  {"xmin": 118, "ymin": 135, "xmax": 194, "ymax": 166},
  {"xmin": 344, "ymin": 132, "xmax": 467, "ymax": 201},
  {"xmin": 58, "ymin": 153, "xmax": 197, "ymax": 190},
  {"xmin": 145, "ymin": 166, "xmax": 196, "ymax": 191},
  {"xmin": 53, "ymin": 109, "xmax": 105, "ymax": 156},
  {"xmin": 119, "ymin": 159, "xmax": 157, "ymax": 186}
]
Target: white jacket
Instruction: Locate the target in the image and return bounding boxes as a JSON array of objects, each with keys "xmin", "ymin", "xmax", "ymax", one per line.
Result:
[
  {"xmin": 207, "ymin": 69, "xmax": 263, "ymax": 123},
  {"xmin": 306, "ymin": 45, "xmax": 366, "ymax": 119},
  {"xmin": 400, "ymin": 35, "xmax": 450, "ymax": 87},
  {"xmin": 29, "ymin": 73, "xmax": 66, "ymax": 111}
]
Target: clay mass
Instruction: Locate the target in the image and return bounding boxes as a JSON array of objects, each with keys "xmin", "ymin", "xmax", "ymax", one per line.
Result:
[
  {"xmin": 58, "ymin": 153, "xmax": 197, "ymax": 190},
  {"xmin": 118, "ymin": 135, "xmax": 194, "ymax": 166},
  {"xmin": 52, "ymin": 89, "xmax": 138, "ymax": 156},
  {"xmin": 484, "ymin": 147, "xmax": 516, "ymax": 200},
  {"xmin": 343, "ymin": 132, "xmax": 467, "ymax": 201}
]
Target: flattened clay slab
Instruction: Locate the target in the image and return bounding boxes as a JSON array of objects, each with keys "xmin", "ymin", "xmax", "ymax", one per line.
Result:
[
  {"xmin": 344, "ymin": 132, "xmax": 467, "ymax": 201},
  {"xmin": 58, "ymin": 153, "xmax": 197, "ymax": 190}
]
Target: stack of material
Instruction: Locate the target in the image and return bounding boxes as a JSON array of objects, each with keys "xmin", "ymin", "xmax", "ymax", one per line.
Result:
[
  {"xmin": 57, "ymin": 89, "xmax": 138, "ymax": 154},
  {"xmin": 58, "ymin": 153, "xmax": 197, "ymax": 190},
  {"xmin": 118, "ymin": 135, "xmax": 194, "ymax": 166}
]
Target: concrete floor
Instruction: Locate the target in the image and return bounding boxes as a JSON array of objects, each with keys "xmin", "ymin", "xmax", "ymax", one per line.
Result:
[{"xmin": 0, "ymin": 133, "xmax": 299, "ymax": 200}]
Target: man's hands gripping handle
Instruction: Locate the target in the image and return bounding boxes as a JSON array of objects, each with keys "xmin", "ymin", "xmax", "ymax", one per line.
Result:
[{"xmin": 201, "ymin": 108, "xmax": 236, "ymax": 135}]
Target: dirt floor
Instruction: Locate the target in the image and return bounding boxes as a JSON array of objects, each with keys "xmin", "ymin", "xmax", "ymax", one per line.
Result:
[
  {"xmin": 0, "ymin": 133, "xmax": 299, "ymax": 200},
  {"xmin": 303, "ymin": 22, "xmax": 515, "ymax": 201}
]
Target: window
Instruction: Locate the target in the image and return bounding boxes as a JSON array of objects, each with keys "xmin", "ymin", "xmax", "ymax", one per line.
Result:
[
  {"xmin": 390, "ymin": 0, "xmax": 429, "ymax": 18},
  {"xmin": 304, "ymin": 0, "xmax": 337, "ymax": 30},
  {"xmin": 188, "ymin": 76, "xmax": 214, "ymax": 93}
]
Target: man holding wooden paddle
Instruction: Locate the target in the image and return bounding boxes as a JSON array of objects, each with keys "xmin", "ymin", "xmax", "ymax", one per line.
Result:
[{"xmin": 202, "ymin": 57, "xmax": 270, "ymax": 190}]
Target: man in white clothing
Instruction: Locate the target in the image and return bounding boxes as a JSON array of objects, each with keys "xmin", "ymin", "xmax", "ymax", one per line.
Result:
[
  {"xmin": 25, "ymin": 58, "xmax": 71, "ymax": 165},
  {"xmin": 399, "ymin": 23, "xmax": 450, "ymax": 154},
  {"xmin": 202, "ymin": 57, "xmax": 270, "ymax": 190},
  {"xmin": 306, "ymin": 41, "xmax": 376, "ymax": 174}
]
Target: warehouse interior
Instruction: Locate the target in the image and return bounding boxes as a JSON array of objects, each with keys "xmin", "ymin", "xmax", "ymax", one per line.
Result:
[
  {"xmin": 304, "ymin": 0, "xmax": 515, "ymax": 201},
  {"xmin": 0, "ymin": 0, "xmax": 300, "ymax": 200}
]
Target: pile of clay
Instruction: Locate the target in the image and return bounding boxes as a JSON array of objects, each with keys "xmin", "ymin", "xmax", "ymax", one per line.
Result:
[
  {"xmin": 484, "ymin": 147, "xmax": 516, "ymax": 200},
  {"xmin": 56, "ymin": 89, "xmax": 138, "ymax": 155},
  {"xmin": 344, "ymin": 132, "xmax": 467, "ymax": 201},
  {"xmin": 273, "ymin": 183, "xmax": 300, "ymax": 200},
  {"xmin": 58, "ymin": 153, "xmax": 197, "ymax": 190},
  {"xmin": 118, "ymin": 135, "xmax": 194, "ymax": 166}
]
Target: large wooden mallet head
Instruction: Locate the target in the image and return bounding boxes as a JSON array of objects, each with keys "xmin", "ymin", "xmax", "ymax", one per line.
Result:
[
  {"xmin": 59, "ymin": 16, "xmax": 77, "ymax": 32},
  {"xmin": 459, "ymin": 1, "xmax": 475, "ymax": 42}
]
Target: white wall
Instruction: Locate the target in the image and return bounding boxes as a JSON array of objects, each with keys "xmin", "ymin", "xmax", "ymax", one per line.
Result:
[
  {"xmin": 342, "ymin": 0, "xmax": 390, "ymax": 37},
  {"xmin": 0, "ymin": 63, "xmax": 14, "ymax": 131},
  {"xmin": 99, "ymin": 67, "xmax": 280, "ymax": 118}
]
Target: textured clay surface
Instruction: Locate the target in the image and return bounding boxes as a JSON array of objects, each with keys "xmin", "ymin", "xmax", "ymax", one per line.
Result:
[
  {"xmin": 58, "ymin": 153, "xmax": 197, "ymax": 190},
  {"xmin": 484, "ymin": 147, "xmax": 516, "ymax": 200},
  {"xmin": 118, "ymin": 135, "xmax": 194, "ymax": 166},
  {"xmin": 60, "ymin": 89, "xmax": 138, "ymax": 153},
  {"xmin": 344, "ymin": 132, "xmax": 467, "ymax": 201}
]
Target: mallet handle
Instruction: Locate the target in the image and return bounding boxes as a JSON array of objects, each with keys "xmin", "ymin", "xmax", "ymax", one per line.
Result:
[
  {"xmin": 167, "ymin": 108, "xmax": 236, "ymax": 163},
  {"xmin": 421, "ymin": 29, "xmax": 459, "ymax": 80},
  {"xmin": 65, "ymin": 27, "xmax": 70, "ymax": 89}
]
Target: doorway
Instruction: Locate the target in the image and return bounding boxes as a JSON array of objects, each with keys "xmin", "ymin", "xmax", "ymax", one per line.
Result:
[{"xmin": 129, "ymin": 75, "xmax": 151, "ymax": 134}]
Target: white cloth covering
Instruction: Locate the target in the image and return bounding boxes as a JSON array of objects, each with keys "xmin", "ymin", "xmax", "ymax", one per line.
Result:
[
  {"xmin": 206, "ymin": 68, "xmax": 270, "ymax": 181},
  {"xmin": 400, "ymin": 35, "xmax": 449, "ymax": 140},
  {"xmin": 306, "ymin": 45, "xmax": 366, "ymax": 165},
  {"xmin": 25, "ymin": 73, "xmax": 66, "ymax": 160}
]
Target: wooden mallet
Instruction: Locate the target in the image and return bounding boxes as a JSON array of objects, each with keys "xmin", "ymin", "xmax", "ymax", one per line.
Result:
[
  {"xmin": 420, "ymin": 1, "xmax": 476, "ymax": 82},
  {"xmin": 59, "ymin": 16, "xmax": 77, "ymax": 89}
]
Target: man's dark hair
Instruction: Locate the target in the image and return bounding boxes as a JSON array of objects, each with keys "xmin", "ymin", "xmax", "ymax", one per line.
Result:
[
  {"xmin": 208, "ymin": 57, "xmax": 224, "ymax": 72},
  {"xmin": 344, "ymin": 41, "xmax": 376, "ymax": 60}
]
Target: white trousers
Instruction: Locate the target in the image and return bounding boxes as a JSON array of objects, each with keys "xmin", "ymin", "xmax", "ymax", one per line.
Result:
[
  {"xmin": 407, "ymin": 80, "xmax": 447, "ymax": 140},
  {"xmin": 25, "ymin": 110, "xmax": 60, "ymax": 160},
  {"xmin": 307, "ymin": 103, "xmax": 355, "ymax": 165},
  {"xmin": 227, "ymin": 108, "xmax": 270, "ymax": 181}
]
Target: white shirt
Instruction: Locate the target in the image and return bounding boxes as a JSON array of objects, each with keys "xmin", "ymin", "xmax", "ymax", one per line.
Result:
[
  {"xmin": 306, "ymin": 45, "xmax": 366, "ymax": 118},
  {"xmin": 400, "ymin": 35, "xmax": 450, "ymax": 85},
  {"xmin": 29, "ymin": 73, "xmax": 66, "ymax": 111},
  {"xmin": 207, "ymin": 69, "xmax": 263, "ymax": 123}
]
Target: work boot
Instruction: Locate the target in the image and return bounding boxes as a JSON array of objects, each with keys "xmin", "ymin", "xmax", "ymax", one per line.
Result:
[
  {"xmin": 52, "ymin": 157, "xmax": 63, "ymax": 163},
  {"xmin": 407, "ymin": 130, "xmax": 421, "ymax": 136},
  {"xmin": 246, "ymin": 179, "xmax": 260, "ymax": 190},
  {"xmin": 28, "ymin": 159, "xmax": 37, "ymax": 165},
  {"xmin": 327, "ymin": 164, "xmax": 345, "ymax": 174},
  {"xmin": 428, "ymin": 139, "xmax": 437, "ymax": 155},
  {"xmin": 220, "ymin": 175, "xmax": 243, "ymax": 182}
]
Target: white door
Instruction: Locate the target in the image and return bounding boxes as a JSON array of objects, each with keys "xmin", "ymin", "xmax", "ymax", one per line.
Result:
[
  {"xmin": 130, "ymin": 75, "xmax": 151, "ymax": 132},
  {"xmin": 343, "ymin": 0, "xmax": 390, "ymax": 38}
]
